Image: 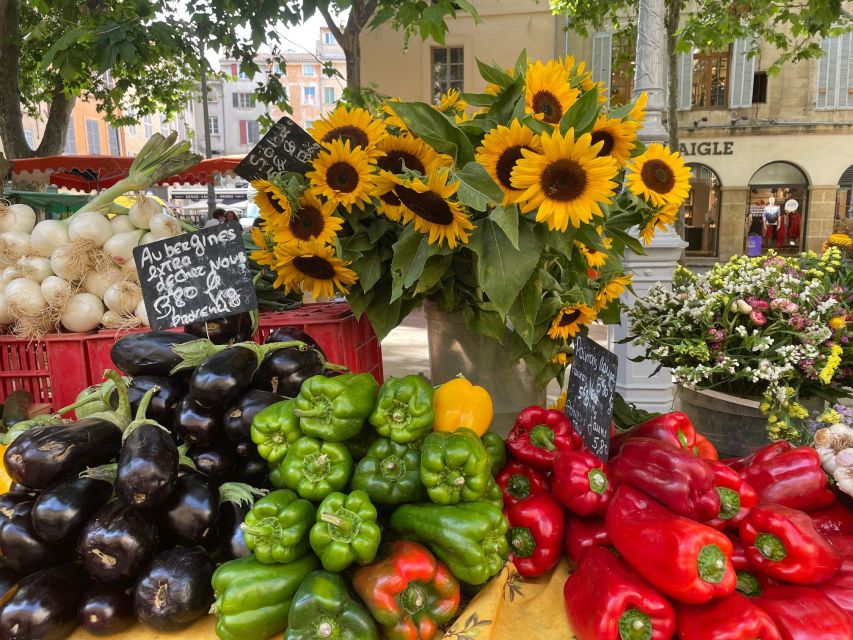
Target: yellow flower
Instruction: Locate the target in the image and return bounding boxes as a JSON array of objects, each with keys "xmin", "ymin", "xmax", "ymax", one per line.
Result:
[
  {"xmin": 375, "ymin": 133, "xmax": 449, "ymax": 175},
  {"xmin": 639, "ymin": 203, "xmax": 681, "ymax": 244},
  {"xmin": 549, "ymin": 391, "xmax": 567, "ymax": 411},
  {"xmin": 436, "ymin": 89, "xmax": 468, "ymax": 121},
  {"xmin": 475, "ymin": 120, "xmax": 542, "ymax": 205},
  {"xmin": 787, "ymin": 403, "xmax": 809, "ymax": 420},
  {"xmin": 589, "ymin": 115, "xmax": 637, "ymax": 166},
  {"xmin": 561, "ymin": 56, "xmax": 607, "ymax": 103},
  {"xmin": 269, "ymin": 190, "xmax": 343, "ymax": 246},
  {"xmin": 272, "ymin": 241, "xmax": 357, "ymax": 299},
  {"xmin": 511, "ymin": 128, "xmax": 619, "ymax": 231},
  {"xmin": 759, "ymin": 402, "xmax": 771, "ymax": 413},
  {"xmin": 551, "ymin": 352, "xmax": 572, "ymax": 365},
  {"xmin": 827, "ymin": 233, "xmax": 853, "ymax": 248},
  {"xmin": 309, "ymin": 105, "xmax": 386, "ymax": 157},
  {"xmin": 381, "ymin": 99, "xmax": 409, "ymax": 132},
  {"xmin": 576, "ymin": 241, "xmax": 608, "ymax": 268},
  {"xmin": 819, "ymin": 408, "xmax": 843, "ymax": 424},
  {"xmin": 547, "ymin": 303, "xmax": 597, "ymax": 340},
  {"xmin": 252, "ymin": 179, "xmax": 292, "ymax": 225},
  {"xmin": 819, "ymin": 344, "xmax": 843, "ymax": 384},
  {"xmin": 307, "ymin": 139, "xmax": 375, "ymax": 212},
  {"xmin": 484, "ymin": 67, "xmax": 515, "ymax": 96},
  {"xmin": 830, "ymin": 316, "xmax": 847, "ymax": 331},
  {"xmin": 626, "ymin": 144, "xmax": 692, "ymax": 207},
  {"xmin": 628, "ymin": 92, "xmax": 648, "ymax": 123},
  {"xmin": 249, "ymin": 227, "xmax": 276, "ymax": 268},
  {"xmin": 594, "ymin": 273, "xmax": 633, "ymax": 310},
  {"xmin": 524, "ymin": 60, "xmax": 579, "ymax": 125}
]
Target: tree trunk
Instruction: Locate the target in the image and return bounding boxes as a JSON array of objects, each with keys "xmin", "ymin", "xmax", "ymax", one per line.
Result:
[
  {"xmin": 36, "ymin": 79, "xmax": 74, "ymax": 157},
  {"xmin": 317, "ymin": 0, "xmax": 378, "ymax": 94},
  {"xmin": 341, "ymin": 31, "xmax": 361, "ymax": 92}
]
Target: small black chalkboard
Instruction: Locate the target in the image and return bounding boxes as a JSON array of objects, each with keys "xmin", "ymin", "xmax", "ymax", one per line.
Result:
[
  {"xmin": 133, "ymin": 221, "xmax": 258, "ymax": 331},
  {"xmin": 234, "ymin": 116, "xmax": 321, "ymax": 181},
  {"xmin": 564, "ymin": 335, "xmax": 618, "ymax": 461}
]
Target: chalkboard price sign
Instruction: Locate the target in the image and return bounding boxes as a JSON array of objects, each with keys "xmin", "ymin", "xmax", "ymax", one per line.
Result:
[
  {"xmin": 133, "ymin": 221, "xmax": 258, "ymax": 331},
  {"xmin": 564, "ymin": 335, "xmax": 618, "ymax": 461},
  {"xmin": 234, "ymin": 116, "xmax": 321, "ymax": 181}
]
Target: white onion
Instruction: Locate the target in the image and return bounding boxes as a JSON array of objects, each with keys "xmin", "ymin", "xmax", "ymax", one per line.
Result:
[
  {"xmin": 30, "ymin": 220, "xmax": 70, "ymax": 257},
  {"xmin": 0, "ymin": 266, "xmax": 20, "ymax": 287},
  {"xmin": 68, "ymin": 212, "xmax": 112, "ymax": 248},
  {"xmin": 109, "ymin": 215, "xmax": 136, "ymax": 234},
  {"xmin": 5, "ymin": 277, "xmax": 46, "ymax": 316},
  {"xmin": 0, "ymin": 232, "xmax": 32, "ymax": 265},
  {"xmin": 0, "ymin": 295, "xmax": 11, "ymax": 325},
  {"xmin": 128, "ymin": 197, "xmax": 161, "ymax": 230},
  {"xmin": 60, "ymin": 292, "xmax": 103, "ymax": 332},
  {"xmin": 103, "ymin": 280, "xmax": 142, "ymax": 315},
  {"xmin": 135, "ymin": 299, "xmax": 149, "ymax": 327},
  {"xmin": 140, "ymin": 232, "xmax": 158, "ymax": 245},
  {"xmin": 83, "ymin": 266, "xmax": 123, "ymax": 298},
  {"xmin": 104, "ymin": 230, "xmax": 144, "ymax": 266},
  {"xmin": 17, "ymin": 256, "xmax": 52, "ymax": 283},
  {"xmin": 2, "ymin": 204, "xmax": 36, "ymax": 234},
  {"xmin": 41, "ymin": 276, "xmax": 72, "ymax": 307},
  {"xmin": 149, "ymin": 213, "xmax": 182, "ymax": 239}
]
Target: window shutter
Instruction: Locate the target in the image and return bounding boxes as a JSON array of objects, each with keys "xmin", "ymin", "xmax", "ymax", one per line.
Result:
[
  {"xmin": 591, "ymin": 32, "xmax": 612, "ymax": 100},
  {"xmin": 818, "ymin": 36, "xmax": 840, "ymax": 109},
  {"xmin": 677, "ymin": 49, "xmax": 694, "ymax": 111},
  {"xmin": 729, "ymin": 38, "xmax": 756, "ymax": 108},
  {"xmin": 239, "ymin": 121, "xmax": 247, "ymax": 145},
  {"xmin": 232, "ymin": 94, "xmax": 238, "ymax": 108},
  {"xmin": 840, "ymin": 32, "xmax": 853, "ymax": 109}
]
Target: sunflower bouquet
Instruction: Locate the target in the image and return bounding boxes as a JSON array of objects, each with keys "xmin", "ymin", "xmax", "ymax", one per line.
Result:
[{"xmin": 250, "ymin": 52, "xmax": 691, "ymax": 387}]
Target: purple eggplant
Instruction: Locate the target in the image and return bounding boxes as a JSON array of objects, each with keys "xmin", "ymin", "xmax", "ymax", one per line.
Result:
[
  {"xmin": 109, "ymin": 331, "xmax": 196, "ymax": 376},
  {"xmin": 78, "ymin": 500, "xmax": 158, "ymax": 582},
  {"xmin": 223, "ymin": 389, "xmax": 283, "ymax": 443},
  {"xmin": 189, "ymin": 345, "xmax": 258, "ymax": 407},
  {"xmin": 0, "ymin": 491, "xmax": 36, "ymax": 521},
  {"xmin": 235, "ymin": 454, "xmax": 269, "ymax": 487},
  {"xmin": 252, "ymin": 346, "xmax": 326, "ymax": 398},
  {"xmin": 188, "ymin": 444, "xmax": 237, "ymax": 484},
  {"xmin": 156, "ymin": 471, "xmax": 219, "ymax": 546},
  {"xmin": 0, "ymin": 501, "xmax": 70, "ymax": 574},
  {"xmin": 265, "ymin": 326, "xmax": 324, "ymax": 355},
  {"xmin": 174, "ymin": 394, "xmax": 223, "ymax": 446},
  {"xmin": 31, "ymin": 477, "xmax": 113, "ymax": 543},
  {"xmin": 207, "ymin": 482, "xmax": 263, "ymax": 561},
  {"xmin": 184, "ymin": 312, "xmax": 253, "ymax": 344},
  {"xmin": 127, "ymin": 375, "xmax": 186, "ymax": 429},
  {"xmin": 78, "ymin": 582, "xmax": 135, "ymax": 636}
]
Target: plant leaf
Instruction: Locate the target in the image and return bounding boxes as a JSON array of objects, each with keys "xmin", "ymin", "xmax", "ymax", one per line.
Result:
[
  {"xmin": 559, "ymin": 88, "xmax": 601, "ymax": 136},
  {"xmin": 455, "ymin": 162, "xmax": 504, "ymax": 211},
  {"xmin": 391, "ymin": 102, "xmax": 475, "ymax": 166},
  {"xmin": 390, "ymin": 227, "xmax": 439, "ymax": 302},
  {"xmin": 508, "ymin": 270, "xmax": 542, "ymax": 348},
  {"xmin": 463, "ymin": 306, "xmax": 506, "ymax": 342},
  {"xmin": 489, "ymin": 205, "xmax": 519, "ymax": 249},
  {"xmin": 476, "ymin": 58, "xmax": 514, "ymax": 87}
]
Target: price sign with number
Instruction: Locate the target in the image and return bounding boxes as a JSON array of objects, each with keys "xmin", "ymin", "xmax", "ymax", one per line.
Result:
[{"xmin": 234, "ymin": 116, "xmax": 321, "ymax": 181}]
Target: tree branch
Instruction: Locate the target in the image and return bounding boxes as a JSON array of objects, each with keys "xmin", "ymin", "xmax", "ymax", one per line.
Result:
[
  {"xmin": 317, "ymin": 2, "xmax": 344, "ymax": 41},
  {"xmin": 35, "ymin": 76, "xmax": 74, "ymax": 157},
  {"xmin": 0, "ymin": 0, "xmax": 32, "ymax": 158},
  {"xmin": 355, "ymin": 0, "xmax": 379, "ymax": 30}
]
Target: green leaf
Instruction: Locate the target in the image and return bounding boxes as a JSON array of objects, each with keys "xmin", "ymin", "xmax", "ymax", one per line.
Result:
[
  {"xmin": 508, "ymin": 270, "xmax": 543, "ymax": 348},
  {"xmin": 487, "ymin": 74, "xmax": 523, "ymax": 123},
  {"xmin": 476, "ymin": 58, "xmax": 514, "ymax": 87},
  {"xmin": 546, "ymin": 226, "xmax": 577, "ymax": 257},
  {"xmin": 519, "ymin": 114, "xmax": 554, "ymax": 135},
  {"xmin": 559, "ymin": 88, "xmax": 601, "ymax": 136},
  {"xmin": 391, "ymin": 102, "xmax": 475, "ymax": 166},
  {"xmin": 455, "ymin": 162, "xmax": 504, "ymax": 211},
  {"xmin": 489, "ymin": 205, "xmax": 519, "ymax": 250},
  {"xmin": 461, "ymin": 92, "xmax": 494, "ymax": 107},
  {"xmin": 346, "ymin": 284, "xmax": 374, "ymax": 319},
  {"xmin": 365, "ymin": 218, "xmax": 393, "ymax": 244},
  {"xmin": 351, "ymin": 251, "xmax": 383, "ymax": 293},
  {"xmin": 608, "ymin": 227, "xmax": 647, "ymax": 256},
  {"xmin": 538, "ymin": 268, "xmax": 562, "ymax": 292},
  {"xmin": 597, "ymin": 301, "xmax": 624, "ymax": 324},
  {"xmin": 416, "ymin": 255, "xmax": 452, "ymax": 293},
  {"xmin": 514, "ymin": 49, "xmax": 528, "ymax": 75},
  {"xmin": 390, "ymin": 227, "xmax": 439, "ymax": 302},
  {"xmin": 365, "ymin": 284, "xmax": 404, "ymax": 341},
  {"xmin": 463, "ymin": 306, "xmax": 506, "ymax": 343},
  {"xmin": 41, "ymin": 26, "xmax": 92, "ymax": 69}
]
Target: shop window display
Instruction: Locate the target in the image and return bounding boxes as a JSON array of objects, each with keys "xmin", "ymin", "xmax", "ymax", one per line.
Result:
[
  {"xmin": 747, "ymin": 161, "xmax": 809, "ymax": 254},
  {"xmin": 682, "ymin": 164, "xmax": 720, "ymax": 256}
]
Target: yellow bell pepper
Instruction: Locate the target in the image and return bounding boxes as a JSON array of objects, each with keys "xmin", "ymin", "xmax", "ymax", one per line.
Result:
[
  {"xmin": 433, "ymin": 376, "xmax": 493, "ymax": 436},
  {"xmin": 0, "ymin": 445, "xmax": 12, "ymax": 494}
]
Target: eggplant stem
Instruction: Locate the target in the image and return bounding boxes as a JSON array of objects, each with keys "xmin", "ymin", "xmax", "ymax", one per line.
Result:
[
  {"xmin": 134, "ymin": 386, "xmax": 160, "ymax": 422},
  {"xmin": 54, "ymin": 394, "xmax": 101, "ymax": 415},
  {"xmin": 103, "ymin": 369, "xmax": 132, "ymax": 428},
  {"xmin": 323, "ymin": 362, "xmax": 349, "ymax": 371}
]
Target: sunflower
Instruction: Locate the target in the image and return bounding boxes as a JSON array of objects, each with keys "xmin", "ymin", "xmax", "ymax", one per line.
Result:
[
  {"xmin": 376, "ymin": 134, "xmax": 449, "ymax": 175},
  {"xmin": 626, "ymin": 144, "xmax": 691, "ymax": 208},
  {"xmin": 249, "ymin": 227, "xmax": 276, "ymax": 269},
  {"xmin": 639, "ymin": 202, "xmax": 680, "ymax": 244},
  {"xmin": 594, "ymin": 273, "xmax": 633, "ymax": 310},
  {"xmin": 524, "ymin": 60, "xmax": 579, "ymax": 125},
  {"xmin": 252, "ymin": 179, "xmax": 292, "ymax": 225},
  {"xmin": 628, "ymin": 92, "xmax": 648, "ymax": 123},
  {"xmin": 270, "ymin": 190, "xmax": 343, "ymax": 245},
  {"xmin": 484, "ymin": 67, "xmax": 516, "ymax": 96},
  {"xmin": 547, "ymin": 303, "xmax": 598, "ymax": 340},
  {"xmin": 511, "ymin": 129, "xmax": 619, "ymax": 231},
  {"xmin": 590, "ymin": 115, "xmax": 636, "ymax": 166},
  {"xmin": 475, "ymin": 120, "xmax": 541, "ymax": 205},
  {"xmin": 436, "ymin": 89, "xmax": 468, "ymax": 122},
  {"xmin": 561, "ymin": 56, "xmax": 607, "ymax": 103},
  {"xmin": 576, "ymin": 241, "xmax": 608, "ymax": 268},
  {"xmin": 273, "ymin": 241, "xmax": 357, "ymax": 299},
  {"xmin": 309, "ymin": 106, "xmax": 386, "ymax": 157},
  {"xmin": 826, "ymin": 233, "xmax": 853, "ymax": 248},
  {"xmin": 381, "ymin": 100, "xmax": 409, "ymax": 132},
  {"xmin": 371, "ymin": 171, "xmax": 407, "ymax": 222},
  {"xmin": 307, "ymin": 139, "xmax": 375, "ymax": 212},
  {"xmin": 552, "ymin": 352, "xmax": 572, "ymax": 365}
]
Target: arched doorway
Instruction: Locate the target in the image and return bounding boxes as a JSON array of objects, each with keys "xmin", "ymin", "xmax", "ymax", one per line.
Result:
[
  {"xmin": 682, "ymin": 163, "xmax": 721, "ymax": 256},
  {"xmin": 837, "ymin": 165, "xmax": 853, "ymax": 221},
  {"xmin": 747, "ymin": 162, "xmax": 809, "ymax": 254}
]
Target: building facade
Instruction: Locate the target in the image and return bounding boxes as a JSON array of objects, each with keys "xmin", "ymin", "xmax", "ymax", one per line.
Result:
[{"xmin": 359, "ymin": 0, "xmax": 853, "ymax": 264}]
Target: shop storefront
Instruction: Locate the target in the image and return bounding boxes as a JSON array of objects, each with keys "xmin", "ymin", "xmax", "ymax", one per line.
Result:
[
  {"xmin": 682, "ymin": 163, "xmax": 720, "ymax": 256},
  {"xmin": 747, "ymin": 162, "xmax": 808, "ymax": 255}
]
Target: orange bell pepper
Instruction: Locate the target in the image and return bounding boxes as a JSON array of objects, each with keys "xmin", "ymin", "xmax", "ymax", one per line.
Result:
[
  {"xmin": 432, "ymin": 377, "xmax": 493, "ymax": 436},
  {"xmin": 0, "ymin": 445, "xmax": 11, "ymax": 493}
]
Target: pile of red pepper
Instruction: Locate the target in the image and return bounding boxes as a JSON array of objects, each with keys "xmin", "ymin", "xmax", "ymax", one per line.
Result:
[{"xmin": 498, "ymin": 407, "xmax": 853, "ymax": 639}]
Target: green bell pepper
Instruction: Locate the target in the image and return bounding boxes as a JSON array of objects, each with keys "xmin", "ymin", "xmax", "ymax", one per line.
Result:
[
  {"xmin": 293, "ymin": 373, "xmax": 378, "ymax": 441},
  {"xmin": 284, "ymin": 570, "xmax": 380, "ymax": 640},
  {"xmin": 211, "ymin": 553, "xmax": 319, "ymax": 640},
  {"xmin": 277, "ymin": 436, "xmax": 353, "ymax": 502},
  {"xmin": 420, "ymin": 428, "xmax": 490, "ymax": 504},
  {"xmin": 269, "ymin": 463, "xmax": 285, "ymax": 489},
  {"xmin": 482, "ymin": 476, "xmax": 504, "ymax": 509},
  {"xmin": 241, "ymin": 489, "xmax": 314, "ymax": 564},
  {"xmin": 390, "ymin": 501, "xmax": 509, "ymax": 585},
  {"xmin": 368, "ymin": 374, "xmax": 434, "ymax": 443},
  {"xmin": 250, "ymin": 400, "xmax": 303, "ymax": 464},
  {"xmin": 344, "ymin": 422, "xmax": 379, "ymax": 461},
  {"xmin": 351, "ymin": 437, "xmax": 427, "ymax": 505},
  {"xmin": 309, "ymin": 490, "xmax": 381, "ymax": 572},
  {"xmin": 481, "ymin": 432, "xmax": 507, "ymax": 475}
]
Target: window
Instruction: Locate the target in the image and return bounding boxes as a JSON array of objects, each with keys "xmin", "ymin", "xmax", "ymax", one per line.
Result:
[
  {"xmin": 272, "ymin": 62, "xmax": 282, "ymax": 74},
  {"xmin": 239, "ymin": 120, "xmax": 260, "ymax": 145},
  {"xmin": 303, "ymin": 120, "xmax": 314, "ymax": 130},
  {"xmin": 143, "ymin": 115, "xmax": 153, "ymax": 137},
  {"xmin": 303, "ymin": 64, "xmax": 315, "ymax": 77},
  {"xmin": 208, "ymin": 116, "xmax": 219, "ymax": 136},
  {"xmin": 85, "ymin": 119, "xmax": 101, "ymax": 154},
  {"xmin": 323, "ymin": 31, "xmax": 335, "ymax": 45},
  {"xmin": 23, "ymin": 129, "xmax": 34, "ymax": 148},
  {"xmin": 609, "ymin": 32, "xmax": 635, "ymax": 106},
  {"xmin": 591, "ymin": 33, "xmax": 612, "ymax": 101},
  {"xmin": 232, "ymin": 93, "xmax": 256, "ymax": 109},
  {"xmin": 431, "ymin": 47, "xmax": 464, "ymax": 104},
  {"xmin": 692, "ymin": 50, "xmax": 730, "ymax": 109},
  {"xmin": 238, "ymin": 68, "xmax": 249, "ymax": 80},
  {"xmin": 752, "ymin": 71, "xmax": 768, "ymax": 103},
  {"xmin": 682, "ymin": 164, "xmax": 721, "ymax": 257},
  {"xmin": 304, "ymin": 86, "xmax": 316, "ymax": 104},
  {"xmin": 817, "ymin": 33, "xmax": 853, "ymax": 110},
  {"xmin": 107, "ymin": 126, "xmax": 121, "ymax": 156},
  {"xmin": 729, "ymin": 38, "xmax": 755, "ymax": 108},
  {"xmin": 64, "ymin": 119, "xmax": 77, "ymax": 154},
  {"xmin": 323, "ymin": 87, "xmax": 335, "ymax": 104}
]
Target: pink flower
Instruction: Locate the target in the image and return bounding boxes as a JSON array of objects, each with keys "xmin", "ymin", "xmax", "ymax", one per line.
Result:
[
  {"xmin": 782, "ymin": 301, "xmax": 799, "ymax": 314},
  {"xmin": 790, "ymin": 316, "xmax": 806, "ymax": 331},
  {"xmin": 746, "ymin": 297, "xmax": 770, "ymax": 312},
  {"xmin": 750, "ymin": 311, "xmax": 767, "ymax": 326}
]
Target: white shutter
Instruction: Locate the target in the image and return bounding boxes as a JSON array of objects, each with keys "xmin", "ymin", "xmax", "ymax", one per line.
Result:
[
  {"xmin": 818, "ymin": 36, "xmax": 841, "ymax": 110},
  {"xmin": 729, "ymin": 38, "xmax": 756, "ymax": 108},
  {"xmin": 677, "ymin": 49, "xmax": 694, "ymax": 111},
  {"xmin": 591, "ymin": 32, "xmax": 612, "ymax": 101},
  {"xmin": 840, "ymin": 32, "xmax": 853, "ymax": 109},
  {"xmin": 817, "ymin": 37, "xmax": 832, "ymax": 109}
]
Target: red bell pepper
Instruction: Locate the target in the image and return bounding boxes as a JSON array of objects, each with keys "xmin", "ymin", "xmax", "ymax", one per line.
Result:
[
  {"xmin": 826, "ymin": 534, "xmax": 853, "ymax": 558},
  {"xmin": 606, "ymin": 486, "xmax": 736, "ymax": 604},
  {"xmin": 726, "ymin": 534, "xmax": 763, "ymax": 596},
  {"xmin": 693, "ymin": 433, "xmax": 718, "ymax": 460},
  {"xmin": 739, "ymin": 503, "xmax": 842, "ymax": 585},
  {"xmin": 609, "ymin": 438, "xmax": 720, "ymax": 521},
  {"xmin": 675, "ymin": 593, "xmax": 782, "ymax": 640},
  {"xmin": 563, "ymin": 546, "xmax": 676, "ymax": 640},
  {"xmin": 723, "ymin": 440, "xmax": 794, "ymax": 472},
  {"xmin": 505, "ymin": 493, "xmax": 564, "ymax": 577},
  {"xmin": 809, "ymin": 501, "xmax": 853, "ymax": 537},
  {"xmin": 753, "ymin": 586, "xmax": 853, "ymax": 640},
  {"xmin": 611, "ymin": 411, "xmax": 697, "ymax": 454},
  {"xmin": 564, "ymin": 516, "xmax": 610, "ymax": 565},
  {"xmin": 817, "ymin": 558, "xmax": 853, "ymax": 618},
  {"xmin": 741, "ymin": 446, "xmax": 835, "ymax": 512},
  {"xmin": 494, "ymin": 460, "xmax": 549, "ymax": 509},
  {"xmin": 551, "ymin": 448, "xmax": 613, "ymax": 517},
  {"xmin": 506, "ymin": 406, "xmax": 581, "ymax": 470},
  {"xmin": 704, "ymin": 460, "xmax": 758, "ymax": 531},
  {"xmin": 352, "ymin": 541, "xmax": 460, "ymax": 640}
]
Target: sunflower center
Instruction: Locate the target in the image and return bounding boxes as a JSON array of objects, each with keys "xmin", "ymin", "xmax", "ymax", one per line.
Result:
[
  {"xmin": 327, "ymin": 162, "xmax": 360, "ymax": 193},
  {"xmin": 532, "ymin": 91, "xmax": 563, "ymax": 124},
  {"xmin": 540, "ymin": 159, "xmax": 588, "ymax": 201},
  {"xmin": 378, "ymin": 151, "xmax": 426, "ymax": 175},
  {"xmin": 395, "ymin": 186, "xmax": 454, "ymax": 225},
  {"xmin": 496, "ymin": 146, "xmax": 529, "ymax": 190},
  {"xmin": 293, "ymin": 255, "xmax": 336, "ymax": 280},
  {"xmin": 264, "ymin": 191, "xmax": 288, "ymax": 214},
  {"xmin": 641, "ymin": 159, "xmax": 676, "ymax": 194},
  {"xmin": 290, "ymin": 206, "xmax": 325, "ymax": 241},
  {"xmin": 559, "ymin": 310, "xmax": 582, "ymax": 326},
  {"xmin": 590, "ymin": 131, "xmax": 616, "ymax": 157},
  {"xmin": 322, "ymin": 126, "xmax": 370, "ymax": 150}
]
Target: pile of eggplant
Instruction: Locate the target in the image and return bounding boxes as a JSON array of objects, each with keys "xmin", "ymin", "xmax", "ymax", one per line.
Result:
[{"xmin": 0, "ymin": 315, "xmax": 335, "ymax": 638}]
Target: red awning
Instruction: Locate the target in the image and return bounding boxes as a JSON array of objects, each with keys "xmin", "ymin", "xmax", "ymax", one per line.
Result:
[{"xmin": 10, "ymin": 155, "xmax": 243, "ymax": 192}]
